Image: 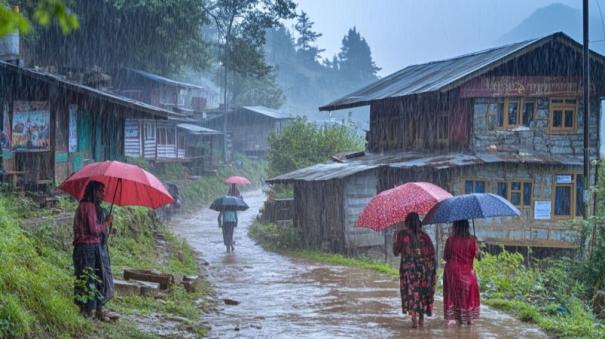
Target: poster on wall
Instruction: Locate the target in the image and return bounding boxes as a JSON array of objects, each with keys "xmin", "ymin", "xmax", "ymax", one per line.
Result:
[
  {"xmin": 68, "ymin": 104, "xmax": 78, "ymax": 152},
  {"xmin": 534, "ymin": 201, "xmax": 551, "ymax": 220},
  {"xmin": 12, "ymin": 101, "xmax": 50, "ymax": 152},
  {"xmin": 1, "ymin": 102, "xmax": 9, "ymax": 149}
]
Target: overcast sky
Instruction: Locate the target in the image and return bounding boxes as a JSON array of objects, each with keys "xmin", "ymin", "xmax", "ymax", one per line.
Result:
[{"xmin": 292, "ymin": 0, "xmax": 584, "ymax": 76}]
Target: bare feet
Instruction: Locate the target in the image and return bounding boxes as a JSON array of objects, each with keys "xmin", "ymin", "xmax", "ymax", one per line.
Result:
[
  {"xmin": 418, "ymin": 314, "xmax": 424, "ymax": 327},
  {"xmin": 447, "ymin": 320, "xmax": 457, "ymax": 326},
  {"xmin": 411, "ymin": 316, "xmax": 418, "ymax": 328}
]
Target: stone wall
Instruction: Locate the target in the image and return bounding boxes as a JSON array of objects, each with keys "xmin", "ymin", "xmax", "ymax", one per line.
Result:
[{"xmin": 471, "ymin": 97, "xmax": 599, "ymax": 157}]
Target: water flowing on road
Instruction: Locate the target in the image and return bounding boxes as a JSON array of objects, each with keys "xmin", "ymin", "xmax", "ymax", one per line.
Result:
[{"xmin": 171, "ymin": 189, "xmax": 546, "ymax": 338}]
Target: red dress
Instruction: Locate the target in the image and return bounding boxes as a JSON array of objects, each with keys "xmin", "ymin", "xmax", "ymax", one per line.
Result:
[
  {"xmin": 393, "ymin": 229, "xmax": 436, "ymax": 316},
  {"xmin": 443, "ymin": 235, "xmax": 480, "ymax": 322}
]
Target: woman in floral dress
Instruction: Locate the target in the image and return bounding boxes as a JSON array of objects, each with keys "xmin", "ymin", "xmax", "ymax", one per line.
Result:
[{"xmin": 392, "ymin": 212, "xmax": 436, "ymax": 328}]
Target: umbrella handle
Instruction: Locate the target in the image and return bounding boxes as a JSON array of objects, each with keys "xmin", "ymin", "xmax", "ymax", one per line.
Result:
[
  {"xmin": 472, "ymin": 219, "xmax": 476, "ymax": 238},
  {"xmin": 108, "ymin": 178, "xmax": 121, "ymax": 238}
]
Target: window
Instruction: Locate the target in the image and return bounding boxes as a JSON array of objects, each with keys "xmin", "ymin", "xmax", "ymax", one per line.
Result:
[
  {"xmin": 496, "ymin": 181, "xmax": 532, "ymax": 208},
  {"xmin": 493, "ymin": 98, "xmax": 535, "ymax": 129},
  {"xmin": 554, "ymin": 174, "xmax": 584, "ymax": 218},
  {"xmin": 436, "ymin": 114, "xmax": 448, "ymax": 141},
  {"xmin": 144, "ymin": 122, "xmax": 155, "ymax": 140},
  {"xmin": 157, "ymin": 127, "xmax": 176, "ymax": 146},
  {"xmin": 549, "ymin": 98, "xmax": 577, "ymax": 132},
  {"xmin": 464, "ymin": 180, "xmax": 486, "ymax": 194}
]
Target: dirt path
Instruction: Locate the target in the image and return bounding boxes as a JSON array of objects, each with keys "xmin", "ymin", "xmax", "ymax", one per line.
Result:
[{"xmin": 171, "ymin": 189, "xmax": 547, "ymax": 338}]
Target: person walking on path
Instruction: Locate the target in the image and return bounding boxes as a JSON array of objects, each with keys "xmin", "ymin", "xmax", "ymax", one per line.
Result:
[
  {"xmin": 218, "ymin": 209, "xmax": 238, "ymax": 253},
  {"xmin": 228, "ymin": 183, "xmax": 242, "ymax": 199},
  {"xmin": 443, "ymin": 219, "xmax": 481, "ymax": 325},
  {"xmin": 72, "ymin": 181, "xmax": 115, "ymax": 321},
  {"xmin": 392, "ymin": 212, "xmax": 436, "ymax": 328}
]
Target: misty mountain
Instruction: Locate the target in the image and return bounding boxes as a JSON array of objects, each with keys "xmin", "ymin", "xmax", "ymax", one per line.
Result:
[{"xmin": 498, "ymin": 3, "xmax": 605, "ymax": 54}]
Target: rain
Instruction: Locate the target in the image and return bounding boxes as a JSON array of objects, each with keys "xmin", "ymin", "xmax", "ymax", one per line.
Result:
[{"xmin": 0, "ymin": 0, "xmax": 604, "ymax": 338}]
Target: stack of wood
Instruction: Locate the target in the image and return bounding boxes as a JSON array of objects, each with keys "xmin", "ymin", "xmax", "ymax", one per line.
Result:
[{"xmin": 114, "ymin": 269, "xmax": 202, "ymax": 296}]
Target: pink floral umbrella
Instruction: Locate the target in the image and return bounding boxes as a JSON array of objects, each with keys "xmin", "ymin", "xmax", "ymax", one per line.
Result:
[
  {"xmin": 225, "ymin": 176, "xmax": 251, "ymax": 185},
  {"xmin": 355, "ymin": 182, "xmax": 452, "ymax": 231}
]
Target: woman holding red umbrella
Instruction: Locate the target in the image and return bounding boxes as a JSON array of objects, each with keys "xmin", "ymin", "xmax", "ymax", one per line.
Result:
[
  {"xmin": 72, "ymin": 181, "xmax": 114, "ymax": 321},
  {"xmin": 443, "ymin": 219, "xmax": 480, "ymax": 325},
  {"xmin": 392, "ymin": 212, "xmax": 436, "ymax": 328}
]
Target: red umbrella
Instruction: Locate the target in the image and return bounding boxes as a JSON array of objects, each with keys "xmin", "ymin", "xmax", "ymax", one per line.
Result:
[
  {"xmin": 225, "ymin": 176, "xmax": 251, "ymax": 185},
  {"xmin": 355, "ymin": 182, "xmax": 452, "ymax": 231},
  {"xmin": 59, "ymin": 161, "xmax": 174, "ymax": 209}
]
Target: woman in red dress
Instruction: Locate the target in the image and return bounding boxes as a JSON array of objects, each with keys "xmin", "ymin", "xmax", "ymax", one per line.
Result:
[
  {"xmin": 443, "ymin": 219, "xmax": 481, "ymax": 325},
  {"xmin": 393, "ymin": 212, "xmax": 436, "ymax": 328}
]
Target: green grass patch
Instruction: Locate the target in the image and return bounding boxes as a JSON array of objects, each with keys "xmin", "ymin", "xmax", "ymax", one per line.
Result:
[
  {"xmin": 249, "ymin": 220, "xmax": 398, "ymax": 277},
  {"xmin": 0, "ymin": 192, "xmax": 211, "ymax": 338}
]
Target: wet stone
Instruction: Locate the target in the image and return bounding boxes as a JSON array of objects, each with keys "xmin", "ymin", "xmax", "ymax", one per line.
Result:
[{"xmin": 223, "ymin": 298, "xmax": 240, "ymax": 305}]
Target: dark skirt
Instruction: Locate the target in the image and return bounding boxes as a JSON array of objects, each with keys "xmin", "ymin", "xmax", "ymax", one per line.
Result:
[
  {"xmin": 399, "ymin": 257, "xmax": 436, "ymax": 316},
  {"xmin": 221, "ymin": 222, "xmax": 236, "ymax": 246},
  {"xmin": 73, "ymin": 241, "xmax": 113, "ymax": 314}
]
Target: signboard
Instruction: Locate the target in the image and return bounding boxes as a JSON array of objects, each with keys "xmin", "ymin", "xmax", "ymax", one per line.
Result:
[
  {"xmin": 460, "ymin": 76, "xmax": 589, "ymax": 98},
  {"xmin": 68, "ymin": 104, "xmax": 78, "ymax": 152},
  {"xmin": 556, "ymin": 175, "xmax": 573, "ymax": 184},
  {"xmin": 12, "ymin": 101, "xmax": 50, "ymax": 152},
  {"xmin": 125, "ymin": 120, "xmax": 139, "ymax": 138},
  {"xmin": 534, "ymin": 201, "xmax": 551, "ymax": 220}
]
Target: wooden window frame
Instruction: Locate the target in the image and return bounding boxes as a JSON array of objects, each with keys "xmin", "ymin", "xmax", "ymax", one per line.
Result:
[
  {"xmin": 496, "ymin": 180, "xmax": 533, "ymax": 210},
  {"xmin": 495, "ymin": 98, "xmax": 536, "ymax": 129},
  {"xmin": 552, "ymin": 174, "xmax": 583, "ymax": 220},
  {"xmin": 548, "ymin": 97, "xmax": 577, "ymax": 133},
  {"xmin": 462, "ymin": 178, "xmax": 488, "ymax": 194}
]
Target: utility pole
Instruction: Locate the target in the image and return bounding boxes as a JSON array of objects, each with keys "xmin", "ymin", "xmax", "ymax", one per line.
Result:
[{"xmin": 583, "ymin": 0, "xmax": 590, "ymax": 220}]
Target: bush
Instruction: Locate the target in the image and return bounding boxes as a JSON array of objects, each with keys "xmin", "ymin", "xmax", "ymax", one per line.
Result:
[{"xmin": 267, "ymin": 117, "xmax": 364, "ymax": 177}]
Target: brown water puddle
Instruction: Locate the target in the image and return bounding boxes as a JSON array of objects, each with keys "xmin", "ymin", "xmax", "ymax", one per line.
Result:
[{"xmin": 171, "ymin": 190, "xmax": 547, "ymax": 338}]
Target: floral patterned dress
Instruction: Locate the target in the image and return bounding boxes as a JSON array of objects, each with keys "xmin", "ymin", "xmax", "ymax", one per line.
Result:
[{"xmin": 393, "ymin": 229, "xmax": 436, "ymax": 316}]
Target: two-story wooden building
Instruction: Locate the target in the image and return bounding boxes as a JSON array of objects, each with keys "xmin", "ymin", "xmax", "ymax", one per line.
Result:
[
  {"xmin": 268, "ymin": 32, "xmax": 605, "ymax": 260},
  {"xmin": 0, "ymin": 61, "xmax": 178, "ymax": 191}
]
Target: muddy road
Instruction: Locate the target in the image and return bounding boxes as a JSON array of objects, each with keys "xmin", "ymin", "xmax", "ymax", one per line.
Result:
[{"xmin": 171, "ymin": 189, "xmax": 546, "ymax": 338}]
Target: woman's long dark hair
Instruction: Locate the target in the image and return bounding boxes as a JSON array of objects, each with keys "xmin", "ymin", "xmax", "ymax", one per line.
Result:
[
  {"xmin": 82, "ymin": 180, "xmax": 104, "ymax": 204},
  {"xmin": 453, "ymin": 219, "xmax": 471, "ymax": 237},
  {"xmin": 405, "ymin": 212, "xmax": 422, "ymax": 234}
]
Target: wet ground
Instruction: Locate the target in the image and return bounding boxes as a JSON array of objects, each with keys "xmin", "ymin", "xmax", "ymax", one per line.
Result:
[{"xmin": 171, "ymin": 189, "xmax": 547, "ymax": 338}]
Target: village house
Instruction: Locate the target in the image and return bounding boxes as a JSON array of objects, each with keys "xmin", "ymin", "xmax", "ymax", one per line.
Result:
[
  {"xmin": 203, "ymin": 105, "xmax": 293, "ymax": 158},
  {"xmin": 111, "ymin": 68, "xmax": 223, "ymax": 173},
  {"xmin": 0, "ymin": 61, "xmax": 179, "ymax": 193},
  {"xmin": 268, "ymin": 32, "xmax": 605, "ymax": 262}
]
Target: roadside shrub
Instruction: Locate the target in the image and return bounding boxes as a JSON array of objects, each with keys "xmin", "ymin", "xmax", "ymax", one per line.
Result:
[{"xmin": 248, "ymin": 221, "xmax": 302, "ymax": 250}]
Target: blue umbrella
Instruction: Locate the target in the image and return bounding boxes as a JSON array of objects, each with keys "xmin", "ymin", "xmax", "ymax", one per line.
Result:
[
  {"xmin": 422, "ymin": 193, "xmax": 521, "ymax": 235},
  {"xmin": 210, "ymin": 195, "xmax": 249, "ymax": 211}
]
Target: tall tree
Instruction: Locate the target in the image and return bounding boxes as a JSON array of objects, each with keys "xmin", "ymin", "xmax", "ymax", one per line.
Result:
[
  {"xmin": 338, "ymin": 27, "xmax": 380, "ymax": 84},
  {"xmin": 294, "ymin": 10, "xmax": 323, "ymax": 64},
  {"xmin": 203, "ymin": 0, "xmax": 296, "ymax": 160},
  {"xmin": 22, "ymin": 0, "xmax": 209, "ymax": 75}
]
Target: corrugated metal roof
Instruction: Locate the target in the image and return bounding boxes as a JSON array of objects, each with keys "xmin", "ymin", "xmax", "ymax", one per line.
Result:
[
  {"xmin": 176, "ymin": 123, "xmax": 222, "ymax": 135},
  {"xmin": 319, "ymin": 32, "xmax": 605, "ymax": 111},
  {"xmin": 0, "ymin": 61, "xmax": 180, "ymax": 119},
  {"xmin": 242, "ymin": 106, "xmax": 292, "ymax": 120},
  {"xmin": 128, "ymin": 68, "xmax": 205, "ymax": 90},
  {"xmin": 267, "ymin": 150, "xmax": 582, "ymax": 183}
]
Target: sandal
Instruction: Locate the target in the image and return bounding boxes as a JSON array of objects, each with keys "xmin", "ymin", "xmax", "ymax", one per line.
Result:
[{"xmin": 96, "ymin": 310, "xmax": 120, "ymax": 322}]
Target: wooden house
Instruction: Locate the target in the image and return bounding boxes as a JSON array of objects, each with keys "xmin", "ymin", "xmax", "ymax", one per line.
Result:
[
  {"xmin": 112, "ymin": 68, "xmax": 219, "ymax": 113},
  {"xmin": 203, "ymin": 106, "xmax": 293, "ymax": 158},
  {"xmin": 268, "ymin": 32, "xmax": 605, "ymax": 260},
  {"xmin": 124, "ymin": 118, "xmax": 222, "ymax": 174},
  {"xmin": 0, "ymin": 61, "xmax": 177, "ymax": 190}
]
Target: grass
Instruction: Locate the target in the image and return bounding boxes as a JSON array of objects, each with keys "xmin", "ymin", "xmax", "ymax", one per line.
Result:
[
  {"xmin": 0, "ymin": 192, "xmax": 211, "ymax": 338},
  {"xmin": 248, "ymin": 220, "xmax": 399, "ymax": 277}
]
